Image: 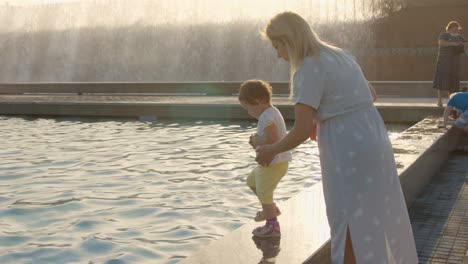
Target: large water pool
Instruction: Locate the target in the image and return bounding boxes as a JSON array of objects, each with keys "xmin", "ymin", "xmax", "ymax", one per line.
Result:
[{"xmin": 0, "ymin": 116, "xmax": 408, "ymax": 264}]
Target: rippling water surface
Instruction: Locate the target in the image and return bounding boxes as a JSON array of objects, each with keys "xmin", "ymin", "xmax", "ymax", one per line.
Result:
[{"xmin": 0, "ymin": 116, "xmax": 406, "ymax": 263}]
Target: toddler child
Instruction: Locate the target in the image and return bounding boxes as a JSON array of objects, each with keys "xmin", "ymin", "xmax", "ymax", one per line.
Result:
[{"xmin": 238, "ymin": 79, "xmax": 292, "ymax": 237}]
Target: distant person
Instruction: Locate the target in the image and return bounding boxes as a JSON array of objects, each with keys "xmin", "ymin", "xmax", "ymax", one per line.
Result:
[
  {"xmin": 238, "ymin": 79, "xmax": 292, "ymax": 238},
  {"xmin": 438, "ymin": 92, "xmax": 468, "ymax": 135},
  {"xmin": 433, "ymin": 21, "xmax": 468, "ymax": 107},
  {"xmin": 255, "ymin": 11, "xmax": 418, "ymax": 263},
  {"xmin": 451, "ymin": 87, "xmax": 468, "ymax": 120}
]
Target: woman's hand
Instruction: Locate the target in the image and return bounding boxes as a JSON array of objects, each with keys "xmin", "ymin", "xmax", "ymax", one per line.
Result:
[
  {"xmin": 255, "ymin": 144, "xmax": 277, "ymax": 167},
  {"xmin": 310, "ymin": 121, "xmax": 317, "ymax": 141}
]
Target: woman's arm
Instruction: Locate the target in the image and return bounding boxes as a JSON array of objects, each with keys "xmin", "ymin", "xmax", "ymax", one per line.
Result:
[
  {"xmin": 255, "ymin": 103, "xmax": 315, "ymax": 166},
  {"xmin": 439, "ymin": 39, "xmax": 461, "ymax": 47}
]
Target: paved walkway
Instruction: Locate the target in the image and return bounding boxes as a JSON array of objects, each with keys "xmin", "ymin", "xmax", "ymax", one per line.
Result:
[{"xmin": 409, "ymin": 151, "xmax": 468, "ymax": 264}]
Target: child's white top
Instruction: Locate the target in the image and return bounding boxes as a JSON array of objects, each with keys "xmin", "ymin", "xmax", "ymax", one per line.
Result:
[{"xmin": 256, "ymin": 106, "xmax": 292, "ymax": 165}]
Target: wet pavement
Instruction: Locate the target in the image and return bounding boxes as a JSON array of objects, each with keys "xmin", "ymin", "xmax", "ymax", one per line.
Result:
[{"xmin": 409, "ymin": 149, "xmax": 468, "ymax": 264}]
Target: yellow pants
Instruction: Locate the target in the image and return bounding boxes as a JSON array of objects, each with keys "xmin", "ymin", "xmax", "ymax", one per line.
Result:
[{"xmin": 246, "ymin": 162, "xmax": 289, "ymax": 204}]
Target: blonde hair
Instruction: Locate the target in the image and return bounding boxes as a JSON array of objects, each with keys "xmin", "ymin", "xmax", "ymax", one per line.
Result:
[
  {"xmin": 261, "ymin": 11, "xmax": 348, "ymax": 96},
  {"xmin": 446, "ymin": 21, "xmax": 462, "ymax": 31},
  {"xmin": 238, "ymin": 79, "xmax": 272, "ymax": 105}
]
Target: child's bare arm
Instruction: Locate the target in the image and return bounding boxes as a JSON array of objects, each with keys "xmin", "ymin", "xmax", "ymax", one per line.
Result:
[
  {"xmin": 250, "ymin": 123, "xmax": 280, "ymax": 148},
  {"xmin": 438, "ymin": 106, "xmax": 453, "ymax": 128},
  {"xmin": 264, "ymin": 123, "xmax": 280, "ymax": 144}
]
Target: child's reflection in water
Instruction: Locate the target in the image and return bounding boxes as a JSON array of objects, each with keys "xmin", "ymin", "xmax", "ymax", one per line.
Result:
[{"xmin": 252, "ymin": 236, "xmax": 281, "ymax": 264}]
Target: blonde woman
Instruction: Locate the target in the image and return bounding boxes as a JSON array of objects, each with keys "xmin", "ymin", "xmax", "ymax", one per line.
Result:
[
  {"xmin": 433, "ymin": 21, "xmax": 468, "ymax": 107},
  {"xmin": 255, "ymin": 12, "xmax": 418, "ymax": 263}
]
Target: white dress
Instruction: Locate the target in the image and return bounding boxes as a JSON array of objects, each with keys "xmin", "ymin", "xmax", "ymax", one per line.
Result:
[{"xmin": 293, "ymin": 50, "xmax": 418, "ymax": 263}]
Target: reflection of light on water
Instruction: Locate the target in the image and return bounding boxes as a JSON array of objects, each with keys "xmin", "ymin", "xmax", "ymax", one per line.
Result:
[
  {"xmin": 0, "ymin": 116, "xmax": 321, "ymax": 263},
  {"xmin": 388, "ymin": 132, "xmax": 401, "ymax": 141},
  {"xmin": 0, "ymin": 116, "xmax": 407, "ymax": 263},
  {"xmin": 386, "ymin": 123, "xmax": 412, "ymax": 141}
]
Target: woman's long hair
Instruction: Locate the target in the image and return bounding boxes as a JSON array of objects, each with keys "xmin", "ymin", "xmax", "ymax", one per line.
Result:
[
  {"xmin": 261, "ymin": 11, "xmax": 349, "ymax": 96},
  {"xmin": 446, "ymin": 21, "xmax": 461, "ymax": 31}
]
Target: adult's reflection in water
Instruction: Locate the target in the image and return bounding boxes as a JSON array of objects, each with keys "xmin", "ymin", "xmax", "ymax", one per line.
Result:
[{"xmin": 252, "ymin": 236, "xmax": 281, "ymax": 264}]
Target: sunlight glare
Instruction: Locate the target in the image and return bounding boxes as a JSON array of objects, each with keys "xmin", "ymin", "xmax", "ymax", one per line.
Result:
[{"xmin": 0, "ymin": 0, "xmax": 376, "ymax": 32}]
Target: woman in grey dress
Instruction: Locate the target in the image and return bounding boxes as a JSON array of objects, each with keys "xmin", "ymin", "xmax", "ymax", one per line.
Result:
[
  {"xmin": 255, "ymin": 12, "xmax": 418, "ymax": 263},
  {"xmin": 433, "ymin": 21, "xmax": 468, "ymax": 107}
]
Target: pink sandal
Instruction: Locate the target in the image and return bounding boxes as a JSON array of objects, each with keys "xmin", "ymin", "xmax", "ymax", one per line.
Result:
[{"xmin": 254, "ymin": 207, "xmax": 281, "ymax": 222}]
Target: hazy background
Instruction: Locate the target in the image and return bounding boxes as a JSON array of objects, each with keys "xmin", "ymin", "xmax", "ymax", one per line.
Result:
[{"xmin": 0, "ymin": 0, "xmax": 403, "ymax": 82}]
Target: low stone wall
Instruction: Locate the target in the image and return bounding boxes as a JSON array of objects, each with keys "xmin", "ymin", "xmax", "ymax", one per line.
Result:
[
  {"xmin": 0, "ymin": 81, "xmax": 466, "ymax": 97},
  {"xmin": 0, "ymin": 94, "xmax": 444, "ymax": 123},
  {"xmin": 394, "ymin": 117, "xmax": 464, "ymax": 206}
]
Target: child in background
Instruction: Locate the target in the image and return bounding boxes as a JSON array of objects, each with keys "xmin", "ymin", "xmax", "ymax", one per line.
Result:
[
  {"xmin": 238, "ymin": 80, "xmax": 292, "ymax": 238},
  {"xmin": 439, "ymin": 91, "xmax": 468, "ymax": 134},
  {"xmin": 453, "ymin": 87, "xmax": 468, "ymax": 120}
]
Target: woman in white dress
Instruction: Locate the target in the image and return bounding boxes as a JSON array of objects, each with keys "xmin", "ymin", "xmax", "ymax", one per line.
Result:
[{"xmin": 255, "ymin": 12, "xmax": 418, "ymax": 263}]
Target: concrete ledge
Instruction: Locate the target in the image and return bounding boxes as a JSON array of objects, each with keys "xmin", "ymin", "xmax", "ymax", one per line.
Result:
[
  {"xmin": 179, "ymin": 116, "xmax": 465, "ymax": 264},
  {"xmin": 0, "ymin": 95, "xmax": 444, "ymax": 123},
  {"xmin": 0, "ymin": 81, "xmax": 465, "ymax": 97},
  {"xmin": 180, "ymin": 180, "xmax": 330, "ymax": 264},
  {"xmin": 377, "ymin": 106, "xmax": 443, "ymax": 123},
  {"xmin": 0, "ymin": 82, "xmax": 246, "ymax": 96},
  {"xmin": 393, "ymin": 117, "xmax": 465, "ymax": 207},
  {"xmin": 371, "ymin": 81, "xmax": 468, "ymax": 97},
  {"xmin": 0, "ymin": 101, "xmax": 251, "ymax": 120}
]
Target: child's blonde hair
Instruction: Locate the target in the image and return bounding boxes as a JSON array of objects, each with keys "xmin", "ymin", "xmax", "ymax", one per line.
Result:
[
  {"xmin": 238, "ymin": 79, "xmax": 272, "ymax": 105},
  {"xmin": 261, "ymin": 11, "xmax": 349, "ymax": 97}
]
